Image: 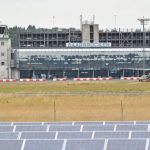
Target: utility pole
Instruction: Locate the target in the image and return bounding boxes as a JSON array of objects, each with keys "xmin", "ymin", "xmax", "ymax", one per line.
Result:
[
  {"xmin": 54, "ymin": 99, "xmax": 56, "ymax": 122},
  {"xmin": 138, "ymin": 17, "xmax": 150, "ymax": 75},
  {"xmin": 121, "ymin": 100, "xmax": 124, "ymax": 121}
]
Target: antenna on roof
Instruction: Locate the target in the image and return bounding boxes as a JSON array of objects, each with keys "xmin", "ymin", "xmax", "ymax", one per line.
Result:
[
  {"xmin": 53, "ymin": 16, "xmax": 55, "ymax": 27},
  {"xmin": 80, "ymin": 14, "xmax": 83, "ymax": 30},
  {"xmin": 93, "ymin": 15, "xmax": 95, "ymax": 24}
]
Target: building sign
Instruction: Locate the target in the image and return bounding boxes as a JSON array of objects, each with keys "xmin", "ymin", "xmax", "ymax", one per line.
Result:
[{"xmin": 66, "ymin": 42, "xmax": 111, "ymax": 48}]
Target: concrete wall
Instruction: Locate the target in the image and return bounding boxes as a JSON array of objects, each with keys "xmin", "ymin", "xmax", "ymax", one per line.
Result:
[
  {"xmin": 82, "ymin": 23, "xmax": 99, "ymax": 43},
  {"xmin": 82, "ymin": 24, "xmax": 90, "ymax": 43},
  {"xmin": 0, "ymin": 66, "xmax": 8, "ymax": 79},
  {"xmin": 93, "ymin": 24, "xmax": 99, "ymax": 43},
  {"xmin": 11, "ymin": 68, "xmax": 19, "ymax": 79}
]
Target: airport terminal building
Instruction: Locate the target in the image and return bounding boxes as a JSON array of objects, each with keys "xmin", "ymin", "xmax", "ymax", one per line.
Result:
[{"xmin": 1, "ymin": 19, "xmax": 150, "ymax": 79}]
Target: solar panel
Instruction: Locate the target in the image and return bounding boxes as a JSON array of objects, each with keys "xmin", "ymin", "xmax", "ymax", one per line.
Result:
[
  {"xmin": 106, "ymin": 139, "xmax": 146, "ymax": 150},
  {"xmin": 0, "ymin": 132, "xmax": 19, "ymax": 139},
  {"xmin": 136, "ymin": 121, "xmax": 150, "ymax": 125},
  {"xmin": 44, "ymin": 122, "xmax": 73, "ymax": 126},
  {"xmin": 116, "ymin": 125, "xmax": 148, "ymax": 131},
  {"xmin": 49, "ymin": 125, "xmax": 81, "ymax": 131},
  {"xmin": 105, "ymin": 121, "xmax": 134, "ymax": 125},
  {"xmin": 21, "ymin": 132, "xmax": 56, "ymax": 139},
  {"xmin": 65, "ymin": 139, "xmax": 105, "ymax": 150},
  {"xmin": 0, "ymin": 126, "xmax": 14, "ymax": 132},
  {"xmin": 13, "ymin": 122, "xmax": 42, "ymax": 126},
  {"xmin": 0, "ymin": 140, "xmax": 23, "ymax": 150},
  {"xmin": 15, "ymin": 126, "xmax": 47, "ymax": 132},
  {"xmin": 0, "ymin": 122, "xmax": 150, "ymax": 150},
  {"xmin": 0, "ymin": 123, "xmax": 11, "ymax": 126},
  {"xmin": 94, "ymin": 131, "xmax": 129, "ymax": 139},
  {"xmin": 24, "ymin": 140, "xmax": 64, "ymax": 150},
  {"xmin": 83, "ymin": 125, "xmax": 114, "ymax": 131},
  {"xmin": 74, "ymin": 122, "xmax": 103, "ymax": 125},
  {"xmin": 132, "ymin": 132, "xmax": 150, "ymax": 139},
  {"xmin": 57, "ymin": 131, "xmax": 92, "ymax": 139}
]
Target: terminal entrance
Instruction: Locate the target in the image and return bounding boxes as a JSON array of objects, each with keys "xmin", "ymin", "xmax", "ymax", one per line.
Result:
[
  {"xmin": 20, "ymin": 69, "xmax": 112, "ymax": 79},
  {"xmin": 19, "ymin": 69, "xmax": 149, "ymax": 79}
]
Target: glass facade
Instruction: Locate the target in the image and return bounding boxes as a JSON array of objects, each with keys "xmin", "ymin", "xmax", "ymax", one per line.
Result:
[{"xmin": 16, "ymin": 48, "xmax": 150, "ymax": 79}]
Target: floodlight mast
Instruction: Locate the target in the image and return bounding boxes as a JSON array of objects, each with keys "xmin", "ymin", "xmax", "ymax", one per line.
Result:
[{"xmin": 137, "ymin": 17, "xmax": 150, "ymax": 75}]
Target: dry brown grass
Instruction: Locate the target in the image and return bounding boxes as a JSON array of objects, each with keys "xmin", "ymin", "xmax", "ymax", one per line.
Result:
[{"xmin": 0, "ymin": 94, "xmax": 150, "ymax": 122}]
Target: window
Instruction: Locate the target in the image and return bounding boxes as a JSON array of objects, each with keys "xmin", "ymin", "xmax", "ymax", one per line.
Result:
[
  {"xmin": 90, "ymin": 25, "xmax": 94, "ymax": 33},
  {"xmin": 1, "ymin": 42, "xmax": 4, "ymax": 46},
  {"xmin": 1, "ymin": 52, "xmax": 4, "ymax": 56},
  {"xmin": 1, "ymin": 62, "xmax": 4, "ymax": 65}
]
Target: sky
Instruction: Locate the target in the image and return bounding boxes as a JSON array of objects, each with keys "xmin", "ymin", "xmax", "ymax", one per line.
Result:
[{"xmin": 0, "ymin": 0, "xmax": 150, "ymax": 29}]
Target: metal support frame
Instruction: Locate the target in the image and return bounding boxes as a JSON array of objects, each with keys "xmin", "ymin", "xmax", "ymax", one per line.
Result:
[{"xmin": 138, "ymin": 17, "xmax": 150, "ymax": 75}]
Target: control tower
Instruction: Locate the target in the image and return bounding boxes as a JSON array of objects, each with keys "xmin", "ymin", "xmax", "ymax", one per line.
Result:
[{"xmin": 0, "ymin": 25, "xmax": 11, "ymax": 79}]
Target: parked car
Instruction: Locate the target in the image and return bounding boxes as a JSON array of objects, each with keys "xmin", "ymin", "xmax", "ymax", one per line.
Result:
[{"xmin": 139, "ymin": 75, "xmax": 150, "ymax": 82}]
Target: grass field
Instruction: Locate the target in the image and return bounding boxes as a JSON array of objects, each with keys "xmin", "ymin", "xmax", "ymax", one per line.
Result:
[
  {"xmin": 0, "ymin": 81, "xmax": 150, "ymax": 93},
  {"xmin": 0, "ymin": 81, "xmax": 150, "ymax": 122}
]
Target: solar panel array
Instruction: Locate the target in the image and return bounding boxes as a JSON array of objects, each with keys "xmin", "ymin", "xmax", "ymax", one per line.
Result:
[{"xmin": 0, "ymin": 121, "xmax": 150, "ymax": 150}]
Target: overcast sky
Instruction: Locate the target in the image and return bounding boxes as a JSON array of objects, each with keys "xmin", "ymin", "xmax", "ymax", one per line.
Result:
[{"xmin": 0, "ymin": 0, "xmax": 150, "ymax": 29}]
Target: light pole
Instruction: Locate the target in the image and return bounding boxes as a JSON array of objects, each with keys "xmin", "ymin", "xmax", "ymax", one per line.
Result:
[
  {"xmin": 105, "ymin": 63, "xmax": 109, "ymax": 77},
  {"xmin": 77, "ymin": 68, "xmax": 80, "ymax": 78},
  {"xmin": 114, "ymin": 15, "xmax": 117, "ymax": 29},
  {"xmin": 92, "ymin": 68, "xmax": 94, "ymax": 78},
  {"xmin": 138, "ymin": 17, "xmax": 150, "ymax": 75}
]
